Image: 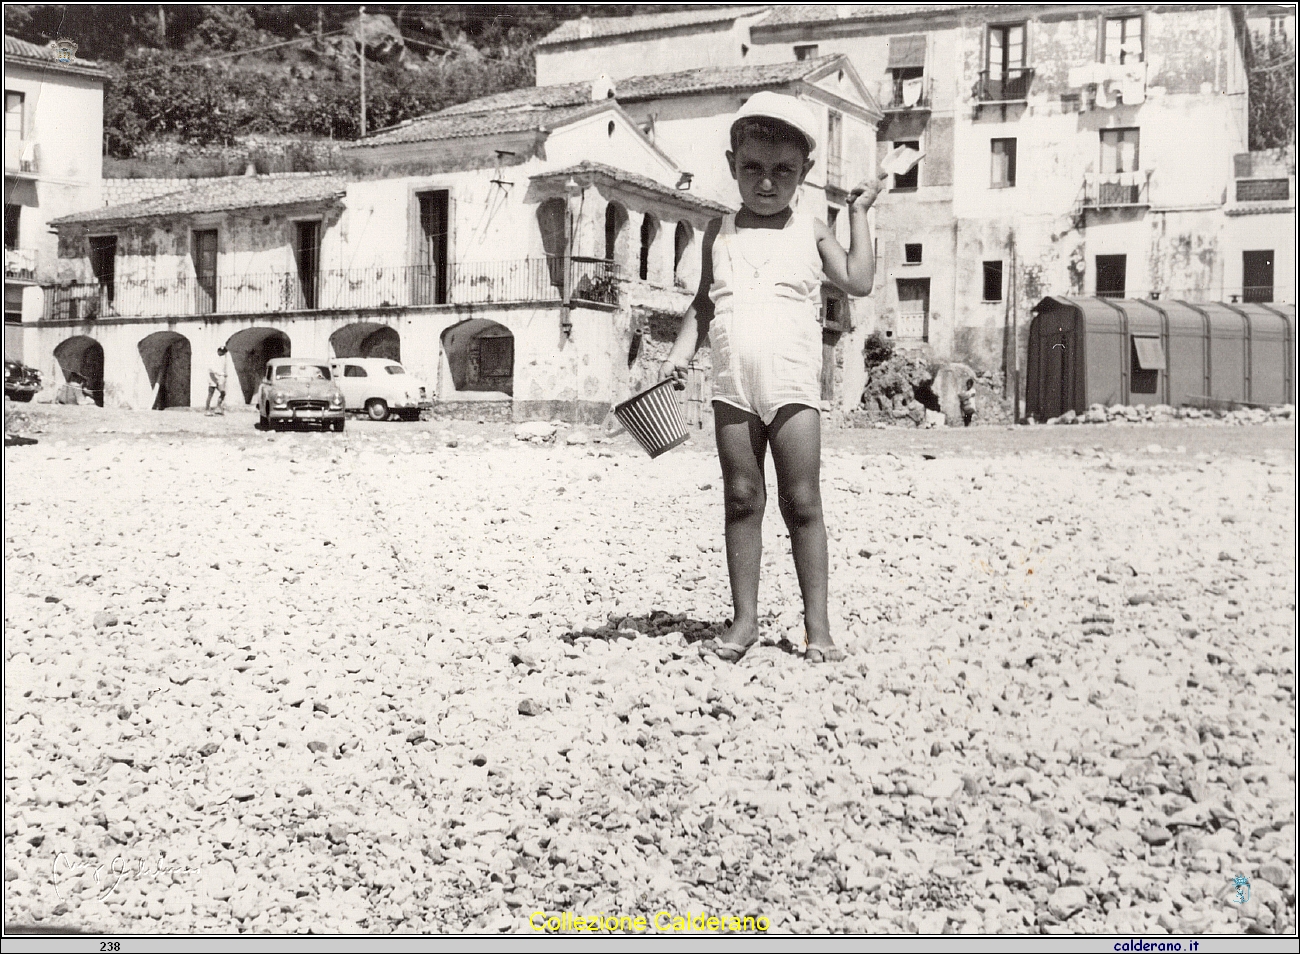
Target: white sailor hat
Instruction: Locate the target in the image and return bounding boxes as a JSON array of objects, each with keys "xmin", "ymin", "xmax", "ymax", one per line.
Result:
[{"xmin": 731, "ymin": 91, "xmax": 819, "ymax": 155}]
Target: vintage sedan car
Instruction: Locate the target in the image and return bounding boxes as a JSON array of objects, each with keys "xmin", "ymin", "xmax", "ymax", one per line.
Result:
[
  {"xmin": 329, "ymin": 357, "xmax": 432, "ymax": 421},
  {"xmin": 4, "ymin": 359, "xmax": 41, "ymax": 402},
  {"xmin": 257, "ymin": 359, "xmax": 346, "ymax": 431}
]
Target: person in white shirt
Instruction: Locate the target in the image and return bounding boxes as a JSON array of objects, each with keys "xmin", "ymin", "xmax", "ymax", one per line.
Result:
[{"xmin": 205, "ymin": 346, "xmax": 229, "ymax": 415}]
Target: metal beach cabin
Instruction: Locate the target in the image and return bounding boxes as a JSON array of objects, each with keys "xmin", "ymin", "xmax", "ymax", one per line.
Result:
[{"xmin": 1026, "ymin": 297, "xmax": 1295, "ymax": 420}]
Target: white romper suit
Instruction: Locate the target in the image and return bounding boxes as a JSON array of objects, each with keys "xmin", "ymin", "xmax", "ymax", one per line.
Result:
[{"xmin": 708, "ymin": 209, "xmax": 825, "ymax": 425}]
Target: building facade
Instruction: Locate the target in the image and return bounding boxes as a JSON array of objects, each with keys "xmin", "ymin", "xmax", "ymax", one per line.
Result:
[
  {"xmin": 4, "ymin": 35, "xmax": 105, "ymax": 360},
  {"xmin": 536, "ymin": 4, "xmax": 1296, "ymax": 379},
  {"xmin": 36, "ymin": 101, "xmax": 728, "ymax": 420}
]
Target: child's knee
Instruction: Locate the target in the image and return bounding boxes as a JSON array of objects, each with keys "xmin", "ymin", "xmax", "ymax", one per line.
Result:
[
  {"xmin": 777, "ymin": 484, "xmax": 821, "ymax": 525},
  {"xmin": 724, "ymin": 478, "xmax": 765, "ymax": 519}
]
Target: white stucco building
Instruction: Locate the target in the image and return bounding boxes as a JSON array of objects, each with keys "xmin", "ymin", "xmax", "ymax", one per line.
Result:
[{"xmin": 4, "ymin": 34, "xmax": 105, "ymax": 360}]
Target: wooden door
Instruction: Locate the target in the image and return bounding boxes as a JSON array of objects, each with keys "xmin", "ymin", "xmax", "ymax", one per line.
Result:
[{"xmin": 193, "ymin": 229, "xmax": 218, "ymax": 314}]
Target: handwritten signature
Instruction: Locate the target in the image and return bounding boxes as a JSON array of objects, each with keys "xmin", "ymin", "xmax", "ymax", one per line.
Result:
[{"xmin": 51, "ymin": 853, "xmax": 200, "ymax": 901}]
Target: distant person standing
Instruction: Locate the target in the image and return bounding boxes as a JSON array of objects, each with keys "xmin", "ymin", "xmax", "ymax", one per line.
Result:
[
  {"xmin": 206, "ymin": 346, "xmax": 229, "ymax": 415},
  {"xmin": 958, "ymin": 377, "xmax": 976, "ymax": 427}
]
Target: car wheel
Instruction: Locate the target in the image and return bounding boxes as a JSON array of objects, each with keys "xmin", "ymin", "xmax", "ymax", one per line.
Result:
[
  {"xmin": 332, "ymin": 420, "xmax": 345, "ymax": 432},
  {"xmin": 258, "ymin": 406, "xmax": 268, "ymax": 429},
  {"xmin": 366, "ymin": 399, "xmax": 389, "ymax": 421},
  {"xmin": 11, "ymin": 393, "xmax": 34, "ymax": 403}
]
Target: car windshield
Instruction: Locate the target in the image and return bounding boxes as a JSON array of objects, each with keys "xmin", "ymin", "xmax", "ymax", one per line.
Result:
[
  {"xmin": 275, "ymin": 364, "xmax": 331, "ymax": 381},
  {"xmin": 384, "ymin": 364, "xmax": 405, "ymax": 375}
]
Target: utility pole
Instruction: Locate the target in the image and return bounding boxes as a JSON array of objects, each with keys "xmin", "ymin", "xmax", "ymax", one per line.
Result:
[{"xmin": 358, "ymin": 6, "xmax": 367, "ymax": 137}]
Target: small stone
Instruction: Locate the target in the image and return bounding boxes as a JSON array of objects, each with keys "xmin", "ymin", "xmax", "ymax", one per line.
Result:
[
  {"xmin": 564, "ymin": 428, "xmax": 590, "ymax": 446},
  {"xmin": 518, "ymin": 699, "xmax": 541, "ymax": 716},
  {"xmin": 1047, "ymin": 885, "xmax": 1088, "ymax": 920},
  {"xmin": 93, "ymin": 611, "xmax": 119, "ymax": 630},
  {"xmin": 199, "ymin": 742, "xmax": 220, "ymax": 758},
  {"xmin": 1141, "ymin": 825, "xmax": 1173, "ymax": 846},
  {"xmin": 1258, "ymin": 860, "xmax": 1292, "ymax": 886},
  {"xmin": 326, "ymin": 824, "xmax": 349, "ymax": 845},
  {"xmin": 406, "ymin": 729, "xmax": 426, "ymax": 744},
  {"xmin": 307, "ymin": 740, "xmax": 330, "ymax": 754}
]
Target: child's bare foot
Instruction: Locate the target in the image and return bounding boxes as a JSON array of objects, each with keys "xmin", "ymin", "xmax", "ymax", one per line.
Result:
[
  {"xmin": 700, "ymin": 619, "xmax": 760, "ymax": 662},
  {"xmin": 805, "ymin": 632, "xmax": 845, "ymax": 664}
]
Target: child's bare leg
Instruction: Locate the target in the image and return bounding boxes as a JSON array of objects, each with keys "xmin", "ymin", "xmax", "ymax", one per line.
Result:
[
  {"xmin": 768, "ymin": 405, "xmax": 835, "ymax": 653},
  {"xmin": 714, "ymin": 402, "xmax": 768, "ymax": 649}
]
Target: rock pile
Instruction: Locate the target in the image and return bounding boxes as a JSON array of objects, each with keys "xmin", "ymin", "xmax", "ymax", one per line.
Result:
[{"xmin": 1042, "ymin": 404, "xmax": 1294, "ymax": 426}]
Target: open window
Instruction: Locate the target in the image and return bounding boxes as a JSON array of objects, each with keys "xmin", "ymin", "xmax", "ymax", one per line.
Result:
[
  {"xmin": 89, "ymin": 235, "xmax": 117, "ymax": 305},
  {"xmin": 1130, "ymin": 335, "xmax": 1163, "ymax": 394},
  {"xmin": 891, "ymin": 139, "xmax": 920, "ymax": 191},
  {"xmin": 1103, "ymin": 15, "xmax": 1144, "ymax": 64},
  {"xmin": 887, "ymin": 34, "xmax": 926, "ymax": 109},
  {"xmin": 983, "ymin": 260, "xmax": 1003, "ymax": 302},
  {"xmin": 990, "ymin": 138, "xmax": 1017, "ymax": 188}
]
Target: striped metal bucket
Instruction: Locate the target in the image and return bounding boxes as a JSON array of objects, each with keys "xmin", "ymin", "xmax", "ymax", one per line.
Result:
[{"xmin": 613, "ymin": 379, "xmax": 690, "ymax": 459}]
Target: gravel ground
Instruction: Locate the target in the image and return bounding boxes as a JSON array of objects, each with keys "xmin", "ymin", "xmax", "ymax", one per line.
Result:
[{"xmin": 4, "ymin": 405, "xmax": 1296, "ymax": 935}]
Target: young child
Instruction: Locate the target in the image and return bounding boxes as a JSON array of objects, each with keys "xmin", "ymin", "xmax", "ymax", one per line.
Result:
[{"xmin": 660, "ymin": 92, "xmax": 884, "ymax": 664}]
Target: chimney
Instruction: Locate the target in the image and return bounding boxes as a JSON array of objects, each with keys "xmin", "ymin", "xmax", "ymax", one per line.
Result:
[
  {"xmin": 591, "ymin": 73, "xmax": 616, "ymax": 102},
  {"xmin": 578, "ymin": 16, "xmax": 593, "ymax": 40}
]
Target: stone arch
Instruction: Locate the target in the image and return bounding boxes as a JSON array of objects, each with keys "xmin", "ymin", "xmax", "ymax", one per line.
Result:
[
  {"xmin": 329, "ymin": 323, "xmax": 400, "ymax": 361},
  {"xmin": 137, "ymin": 331, "xmax": 192, "ymax": 410},
  {"xmin": 673, "ymin": 221, "xmax": 695, "ymax": 287},
  {"xmin": 604, "ymin": 202, "xmax": 628, "ymax": 265},
  {"xmin": 537, "ymin": 197, "xmax": 568, "ymax": 290},
  {"xmin": 225, "ymin": 327, "xmax": 291, "ymax": 404},
  {"xmin": 639, "ymin": 213, "xmax": 659, "ymax": 281},
  {"xmin": 441, "ymin": 318, "xmax": 514, "ymax": 396},
  {"xmin": 53, "ymin": 336, "xmax": 105, "ymax": 406}
]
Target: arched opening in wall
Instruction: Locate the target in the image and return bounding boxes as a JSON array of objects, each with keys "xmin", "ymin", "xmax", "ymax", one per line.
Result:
[
  {"xmin": 225, "ymin": 327, "xmax": 291, "ymax": 404},
  {"xmin": 673, "ymin": 221, "xmax": 694, "ymax": 288},
  {"xmin": 605, "ymin": 202, "xmax": 627, "ymax": 265},
  {"xmin": 52, "ymin": 336, "xmax": 104, "ymax": 406},
  {"xmin": 330, "ymin": 323, "xmax": 400, "ymax": 361},
  {"xmin": 639, "ymin": 213, "xmax": 659, "ymax": 281},
  {"xmin": 440, "ymin": 319, "xmax": 514, "ymax": 396},
  {"xmin": 537, "ymin": 197, "xmax": 567, "ymax": 290},
  {"xmin": 137, "ymin": 331, "xmax": 192, "ymax": 410}
]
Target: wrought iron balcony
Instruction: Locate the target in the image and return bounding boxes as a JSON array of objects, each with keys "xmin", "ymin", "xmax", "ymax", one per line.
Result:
[
  {"xmin": 1083, "ymin": 170, "xmax": 1152, "ymax": 209},
  {"xmin": 977, "ymin": 68, "xmax": 1034, "ymax": 102},
  {"xmin": 41, "ymin": 258, "xmax": 622, "ymax": 321}
]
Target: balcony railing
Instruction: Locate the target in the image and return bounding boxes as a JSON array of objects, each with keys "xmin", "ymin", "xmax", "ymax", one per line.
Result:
[
  {"xmin": 4, "ymin": 247, "xmax": 38, "ymax": 281},
  {"xmin": 3, "ymin": 139, "xmax": 39, "ymax": 175},
  {"xmin": 978, "ymin": 68, "xmax": 1034, "ymax": 102},
  {"xmin": 1083, "ymin": 170, "xmax": 1152, "ymax": 209},
  {"xmin": 41, "ymin": 258, "xmax": 622, "ymax": 321}
]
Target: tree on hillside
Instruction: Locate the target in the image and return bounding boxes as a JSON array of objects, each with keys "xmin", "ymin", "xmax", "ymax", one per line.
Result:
[{"xmin": 1249, "ymin": 28, "xmax": 1297, "ymax": 150}]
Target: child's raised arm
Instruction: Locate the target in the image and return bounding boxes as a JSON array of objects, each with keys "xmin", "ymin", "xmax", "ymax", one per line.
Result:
[
  {"xmin": 660, "ymin": 217, "xmax": 721, "ymax": 388},
  {"xmin": 816, "ymin": 172, "xmax": 887, "ymax": 298}
]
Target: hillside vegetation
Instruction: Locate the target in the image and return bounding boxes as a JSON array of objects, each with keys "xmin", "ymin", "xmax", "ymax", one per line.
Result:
[{"xmin": 5, "ymin": 4, "xmax": 719, "ymax": 158}]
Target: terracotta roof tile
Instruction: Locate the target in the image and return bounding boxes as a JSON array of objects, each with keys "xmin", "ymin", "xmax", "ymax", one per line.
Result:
[
  {"xmin": 438, "ymin": 56, "xmax": 840, "ymax": 117},
  {"xmin": 755, "ymin": 5, "xmax": 973, "ymax": 28},
  {"xmin": 53, "ymin": 174, "xmax": 346, "ymax": 225},
  {"xmin": 351, "ymin": 102, "xmax": 613, "ymax": 148},
  {"xmin": 538, "ymin": 7, "xmax": 766, "ymax": 47},
  {"xmin": 532, "ymin": 161, "xmax": 733, "ymax": 215},
  {"xmin": 4, "ymin": 34, "xmax": 107, "ymax": 77}
]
